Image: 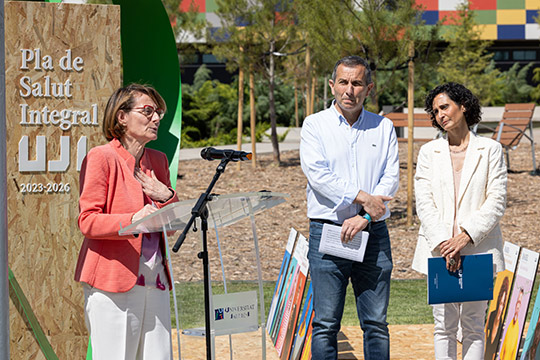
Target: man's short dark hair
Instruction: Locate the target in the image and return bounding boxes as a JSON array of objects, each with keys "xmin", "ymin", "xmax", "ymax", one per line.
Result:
[
  {"xmin": 424, "ymin": 82, "xmax": 482, "ymax": 132},
  {"xmin": 331, "ymin": 56, "xmax": 372, "ymax": 84}
]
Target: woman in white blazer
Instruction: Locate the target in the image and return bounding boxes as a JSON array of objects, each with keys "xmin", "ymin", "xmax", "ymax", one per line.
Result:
[{"xmin": 412, "ymin": 83, "xmax": 507, "ymax": 360}]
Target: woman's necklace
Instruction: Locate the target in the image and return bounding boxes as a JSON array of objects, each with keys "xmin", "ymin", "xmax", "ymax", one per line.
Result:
[{"xmin": 449, "ymin": 143, "xmax": 468, "ymax": 154}]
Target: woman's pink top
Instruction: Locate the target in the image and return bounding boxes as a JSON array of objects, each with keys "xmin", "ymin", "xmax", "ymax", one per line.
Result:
[{"xmin": 75, "ymin": 138, "xmax": 178, "ymax": 293}]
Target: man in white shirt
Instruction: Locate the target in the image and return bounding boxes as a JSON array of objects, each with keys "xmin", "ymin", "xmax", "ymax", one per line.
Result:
[{"xmin": 300, "ymin": 56, "xmax": 399, "ymax": 360}]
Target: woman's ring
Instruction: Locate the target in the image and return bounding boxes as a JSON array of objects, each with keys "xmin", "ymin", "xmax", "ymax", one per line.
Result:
[{"xmin": 449, "ymin": 258, "xmax": 456, "ymax": 266}]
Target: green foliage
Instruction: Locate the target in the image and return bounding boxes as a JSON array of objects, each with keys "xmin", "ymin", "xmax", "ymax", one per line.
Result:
[
  {"xmin": 533, "ymin": 12, "xmax": 540, "ymax": 102},
  {"xmin": 251, "ymin": 76, "xmax": 296, "ymax": 127},
  {"xmin": 181, "ymin": 128, "xmax": 238, "ymax": 148},
  {"xmin": 296, "ymin": 0, "xmax": 438, "ymax": 111},
  {"xmin": 436, "ymin": 2, "xmax": 502, "ymax": 105},
  {"xmin": 497, "ymin": 63, "xmax": 534, "ymax": 105},
  {"xmin": 532, "ymin": 67, "xmax": 540, "ymax": 102},
  {"xmin": 181, "ymin": 65, "xmax": 238, "ymax": 142},
  {"xmin": 245, "ymin": 122, "xmax": 271, "ymax": 143},
  {"xmin": 211, "ymin": 0, "xmax": 303, "ymax": 162},
  {"xmin": 377, "ymin": 3, "xmax": 534, "ymax": 108},
  {"xmin": 294, "ymin": 0, "xmax": 357, "ymax": 73},
  {"xmin": 161, "ymin": 0, "xmax": 207, "ymax": 44},
  {"xmin": 212, "ymin": 0, "xmax": 299, "ymax": 71},
  {"xmin": 181, "ymin": 67, "xmax": 297, "ymax": 147}
]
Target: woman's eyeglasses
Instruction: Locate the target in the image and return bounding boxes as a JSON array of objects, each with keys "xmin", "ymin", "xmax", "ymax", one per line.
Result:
[{"xmin": 133, "ymin": 105, "xmax": 165, "ymax": 120}]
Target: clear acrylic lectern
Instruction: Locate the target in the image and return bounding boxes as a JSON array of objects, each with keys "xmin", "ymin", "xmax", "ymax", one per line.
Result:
[{"xmin": 119, "ymin": 191, "xmax": 289, "ymax": 360}]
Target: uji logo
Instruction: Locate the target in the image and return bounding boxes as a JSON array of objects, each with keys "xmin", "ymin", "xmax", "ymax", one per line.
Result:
[
  {"xmin": 215, "ymin": 308, "xmax": 224, "ymax": 321},
  {"xmin": 18, "ymin": 135, "xmax": 88, "ymax": 172}
]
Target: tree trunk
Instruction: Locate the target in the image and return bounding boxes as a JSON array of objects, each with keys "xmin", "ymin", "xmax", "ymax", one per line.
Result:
[
  {"xmin": 294, "ymin": 80, "xmax": 299, "ymax": 127},
  {"xmin": 407, "ymin": 42, "xmax": 415, "ymax": 226},
  {"xmin": 303, "ymin": 84, "xmax": 307, "ymax": 120},
  {"xmin": 268, "ymin": 40, "xmax": 280, "ymax": 164},
  {"xmin": 305, "ymin": 47, "xmax": 311, "ymax": 117},
  {"xmin": 236, "ymin": 67, "xmax": 244, "ymax": 170},
  {"xmin": 249, "ymin": 69, "xmax": 257, "ymax": 168},
  {"xmin": 370, "ymin": 68, "xmax": 379, "ymax": 111},
  {"xmin": 310, "ymin": 75, "xmax": 316, "ymax": 114},
  {"xmin": 323, "ymin": 75, "xmax": 328, "ymax": 109}
]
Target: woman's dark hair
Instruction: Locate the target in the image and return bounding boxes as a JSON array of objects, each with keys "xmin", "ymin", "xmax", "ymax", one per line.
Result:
[
  {"xmin": 497, "ymin": 276, "xmax": 510, "ymax": 306},
  {"xmin": 424, "ymin": 82, "xmax": 482, "ymax": 132}
]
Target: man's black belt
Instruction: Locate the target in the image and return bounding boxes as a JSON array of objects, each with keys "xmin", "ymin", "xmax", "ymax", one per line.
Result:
[{"xmin": 310, "ymin": 218, "xmax": 342, "ymax": 226}]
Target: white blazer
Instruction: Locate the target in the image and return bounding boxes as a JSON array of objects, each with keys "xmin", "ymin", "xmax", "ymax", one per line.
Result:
[{"xmin": 412, "ymin": 132, "xmax": 507, "ymax": 274}]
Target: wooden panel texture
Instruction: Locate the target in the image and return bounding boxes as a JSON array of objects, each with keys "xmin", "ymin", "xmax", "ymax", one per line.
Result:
[{"xmin": 5, "ymin": 2, "xmax": 121, "ymax": 358}]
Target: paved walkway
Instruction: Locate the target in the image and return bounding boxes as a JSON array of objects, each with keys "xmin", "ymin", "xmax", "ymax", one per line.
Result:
[
  {"xmin": 179, "ymin": 126, "xmax": 540, "ymax": 162},
  {"xmin": 179, "ymin": 127, "xmax": 301, "ymax": 161}
]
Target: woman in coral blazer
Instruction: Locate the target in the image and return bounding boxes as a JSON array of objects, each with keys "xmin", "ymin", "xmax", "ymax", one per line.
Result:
[
  {"xmin": 412, "ymin": 83, "xmax": 507, "ymax": 360},
  {"xmin": 75, "ymin": 84, "xmax": 179, "ymax": 360}
]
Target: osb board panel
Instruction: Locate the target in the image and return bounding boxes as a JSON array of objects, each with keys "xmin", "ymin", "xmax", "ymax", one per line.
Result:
[{"xmin": 5, "ymin": 2, "xmax": 121, "ymax": 359}]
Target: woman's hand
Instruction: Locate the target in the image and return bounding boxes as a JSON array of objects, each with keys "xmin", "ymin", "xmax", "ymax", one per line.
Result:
[
  {"xmin": 439, "ymin": 232, "xmax": 472, "ymax": 272},
  {"xmin": 134, "ymin": 168, "xmax": 173, "ymax": 203},
  {"xmin": 445, "ymin": 251, "xmax": 462, "ymax": 272},
  {"xmin": 132, "ymin": 204, "xmax": 158, "ymax": 223}
]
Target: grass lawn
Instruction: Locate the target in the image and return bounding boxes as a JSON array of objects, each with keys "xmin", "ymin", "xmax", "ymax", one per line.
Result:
[
  {"xmin": 172, "ymin": 278, "xmax": 540, "ymax": 329},
  {"xmin": 171, "ymin": 279, "xmax": 434, "ymax": 329}
]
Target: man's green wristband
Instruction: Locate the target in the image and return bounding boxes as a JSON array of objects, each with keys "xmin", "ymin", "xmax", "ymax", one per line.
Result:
[{"xmin": 363, "ymin": 213, "xmax": 372, "ymax": 223}]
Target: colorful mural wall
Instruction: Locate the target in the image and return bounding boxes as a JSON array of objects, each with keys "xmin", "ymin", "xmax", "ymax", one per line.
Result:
[
  {"xmin": 178, "ymin": 0, "xmax": 540, "ymax": 41},
  {"xmin": 418, "ymin": 0, "xmax": 540, "ymax": 40}
]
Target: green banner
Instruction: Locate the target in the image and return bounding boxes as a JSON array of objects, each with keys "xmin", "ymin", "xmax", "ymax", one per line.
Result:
[{"xmin": 113, "ymin": 0, "xmax": 183, "ymax": 189}]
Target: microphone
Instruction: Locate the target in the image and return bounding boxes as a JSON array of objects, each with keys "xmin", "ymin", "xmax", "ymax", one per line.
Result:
[{"xmin": 200, "ymin": 147, "xmax": 252, "ymax": 162}]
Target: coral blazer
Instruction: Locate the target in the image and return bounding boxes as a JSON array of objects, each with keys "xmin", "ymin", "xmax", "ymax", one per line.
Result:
[
  {"xmin": 412, "ymin": 132, "xmax": 507, "ymax": 275},
  {"xmin": 75, "ymin": 138, "xmax": 179, "ymax": 292}
]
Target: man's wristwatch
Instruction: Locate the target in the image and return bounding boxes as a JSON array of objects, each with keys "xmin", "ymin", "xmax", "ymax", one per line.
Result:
[{"xmin": 358, "ymin": 208, "xmax": 372, "ymax": 223}]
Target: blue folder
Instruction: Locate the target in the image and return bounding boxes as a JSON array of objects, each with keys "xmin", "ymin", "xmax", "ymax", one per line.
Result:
[{"xmin": 427, "ymin": 254, "xmax": 494, "ymax": 305}]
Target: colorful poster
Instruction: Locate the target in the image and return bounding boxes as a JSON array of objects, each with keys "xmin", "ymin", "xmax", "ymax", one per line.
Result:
[
  {"xmin": 270, "ymin": 232, "xmax": 303, "ymax": 341},
  {"xmin": 520, "ymin": 289, "xmax": 540, "ymax": 360},
  {"xmin": 276, "ymin": 235, "xmax": 309, "ymax": 359},
  {"xmin": 498, "ymin": 249, "xmax": 539, "ymax": 360},
  {"xmin": 290, "ymin": 283, "xmax": 314, "ymax": 360},
  {"xmin": 300, "ymin": 316, "xmax": 314, "ymax": 360},
  {"xmin": 485, "ymin": 242, "xmax": 521, "ymax": 360},
  {"xmin": 485, "ymin": 270, "xmax": 515, "ymax": 360},
  {"xmin": 504, "ymin": 241, "xmax": 521, "ymax": 273},
  {"xmin": 267, "ymin": 228, "xmax": 298, "ymax": 334}
]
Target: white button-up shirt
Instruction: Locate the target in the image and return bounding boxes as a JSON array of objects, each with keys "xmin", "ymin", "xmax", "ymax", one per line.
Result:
[{"xmin": 300, "ymin": 102, "xmax": 399, "ymax": 224}]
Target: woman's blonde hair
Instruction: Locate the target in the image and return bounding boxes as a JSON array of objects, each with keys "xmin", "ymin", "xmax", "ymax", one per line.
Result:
[{"xmin": 102, "ymin": 84, "xmax": 166, "ymax": 141}]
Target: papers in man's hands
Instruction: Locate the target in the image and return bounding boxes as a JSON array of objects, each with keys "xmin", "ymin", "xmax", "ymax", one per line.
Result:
[{"xmin": 319, "ymin": 223, "xmax": 369, "ymax": 262}]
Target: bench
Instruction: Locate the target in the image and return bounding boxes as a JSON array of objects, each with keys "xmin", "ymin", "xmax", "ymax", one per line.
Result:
[
  {"xmin": 477, "ymin": 103, "xmax": 537, "ymax": 173},
  {"xmin": 384, "ymin": 112, "xmax": 435, "ymax": 143}
]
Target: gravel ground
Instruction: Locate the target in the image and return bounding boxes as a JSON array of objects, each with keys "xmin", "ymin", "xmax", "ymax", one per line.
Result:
[{"xmin": 170, "ymin": 141, "xmax": 540, "ymax": 283}]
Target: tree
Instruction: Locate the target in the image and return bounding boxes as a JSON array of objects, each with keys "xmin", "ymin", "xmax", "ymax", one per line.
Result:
[
  {"xmin": 212, "ymin": 0, "xmax": 301, "ymax": 164},
  {"xmin": 498, "ymin": 63, "xmax": 533, "ymax": 104},
  {"xmin": 530, "ymin": 14, "xmax": 540, "ymax": 103},
  {"xmin": 181, "ymin": 65, "xmax": 238, "ymax": 143},
  {"xmin": 162, "ymin": 0, "xmax": 207, "ymax": 46},
  {"xmin": 294, "ymin": 0, "xmax": 437, "ymax": 112},
  {"xmin": 436, "ymin": 2, "xmax": 502, "ymax": 105}
]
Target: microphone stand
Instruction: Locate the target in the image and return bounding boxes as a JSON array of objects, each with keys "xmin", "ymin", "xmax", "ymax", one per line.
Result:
[{"xmin": 173, "ymin": 156, "xmax": 233, "ymax": 360}]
